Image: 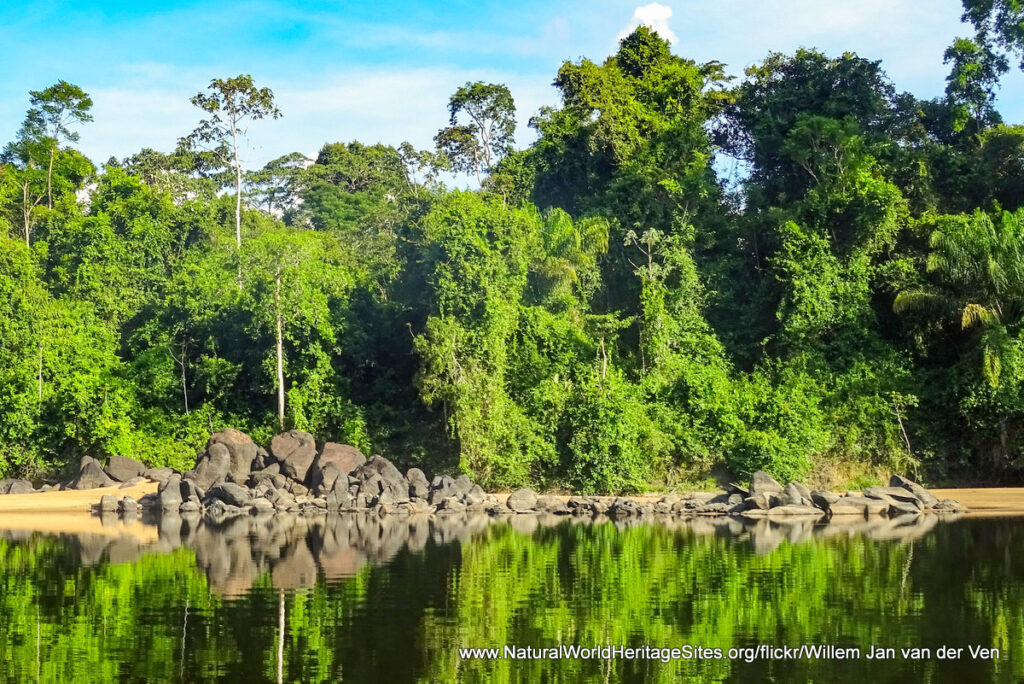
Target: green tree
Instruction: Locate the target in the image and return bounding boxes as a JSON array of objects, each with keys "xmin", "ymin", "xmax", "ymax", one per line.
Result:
[{"xmin": 181, "ymin": 75, "xmax": 281, "ymax": 247}]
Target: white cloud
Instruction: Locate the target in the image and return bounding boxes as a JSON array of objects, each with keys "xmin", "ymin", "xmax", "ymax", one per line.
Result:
[{"xmin": 619, "ymin": 3, "xmax": 679, "ymax": 45}]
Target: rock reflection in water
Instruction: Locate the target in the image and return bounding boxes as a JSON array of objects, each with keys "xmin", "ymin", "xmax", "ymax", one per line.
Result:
[{"xmin": 0, "ymin": 510, "xmax": 962, "ymax": 596}]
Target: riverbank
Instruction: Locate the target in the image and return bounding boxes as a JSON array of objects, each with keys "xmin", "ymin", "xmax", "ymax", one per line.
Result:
[{"xmin": 1, "ymin": 482, "xmax": 1023, "ymax": 518}]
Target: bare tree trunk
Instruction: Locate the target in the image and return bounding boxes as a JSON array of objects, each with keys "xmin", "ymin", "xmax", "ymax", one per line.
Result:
[
  {"xmin": 232, "ymin": 121, "xmax": 242, "ymax": 248},
  {"xmin": 275, "ymin": 271, "xmax": 285, "ymax": 430},
  {"xmin": 46, "ymin": 144, "xmax": 55, "ymax": 210},
  {"xmin": 23, "ymin": 181, "xmax": 31, "ymax": 246}
]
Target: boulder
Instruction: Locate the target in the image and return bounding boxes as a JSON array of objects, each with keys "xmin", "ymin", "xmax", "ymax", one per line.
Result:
[
  {"xmin": 157, "ymin": 474, "xmax": 183, "ymax": 511},
  {"xmin": 780, "ymin": 483, "xmax": 809, "ymax": 507},
  {"xmin": 407, "ymin": 468, "xmax": 431, "ymax": 500},
  {"xmin": 98, "ymin": 494, "xmax": 120, "ymax": 512},
  {"xmin": 933, "ymin": 498, "xmax": 967, "ymax": 513},
  {"xmin": 187, "ymin": 443, "xmax": 231, "ymax": 491},
  {"xmin": 270, "ymin": 430, "xmax": 318, "ymax": 483},
  {"xmin": 207, "ymin": 429, "xmax": 259, "ymax": 479},
  {"xmin": 313, "ymin": 462, "xmax": 344, "ymax": 496},
  {"xmin": 748, "ymin": 471, "xmax": 784, "ymax": 498},
  {"xmin": 1, "ymin": 479, "xmax": 35, "ymax": 495},
  {"xmin": 119, "ymin": 496, "xmax": 139, "ymax": 514},
  {"xmin": 863, "ymin": 486, "xmax": 925, "ymax": 505},
  {"xmin": 435, "ymin": 497, "xmax": 466, "ymax": 513},
  {"xmin": 69, "ymin": 457, "xmax": 115, "ymax": 490},
  {"xmin": 144, "ymin": 467, "xmax": 175, "ymax": 484},
  {"xmin": 507, "ymin": 488, "xmax": 538, "ymax": 512},
  {"xmin": 180, "ymin": 478, "xmax": 205, "ymax": 503},
  {"xmin": 104, "ymin": 456, "xmax": 146, "ymax": 483},
  {"xmin": 810, "ymin": 490, "xmax": 839, "ymax": 508},
  {"xmin": 536, "ymin": 495, "xmax": 570, "ymax": 515},
  {"xmin": 744, "ymin": 493, "xmax": 773, "ymax": 510},
  {"xmin": 206, "ymin": 482, "xmax": 253, "ymax": 508},
  {"xmin": 889, "ymin": 475, "xmax": 940, "ymax": 508},
  {"xmin": 453, "ymin": 475, "xmax": 474, "ymax": 497},
  {"xmin": 429, "ymin": 475, "xmax": 457, "ymax": 504},
  {"xmin": 316, "ymin": 443, "xmax": 366, "ymax": 475},
  {"xmin": 118, "ymin": 477, "xmax": 147, "ymax": 489},
  {"xmin": 765, "ymin": 505, "xmax": 824, "ymax": 518},
  {"xmin": 829, "ymin": 496, "xmax": 887, "ymax": 516}
]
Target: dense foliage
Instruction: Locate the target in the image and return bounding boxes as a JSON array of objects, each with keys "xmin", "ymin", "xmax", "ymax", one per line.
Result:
[{"xmin": 3, "ymin": 13, "xmax": 1024, "ymax": 490}]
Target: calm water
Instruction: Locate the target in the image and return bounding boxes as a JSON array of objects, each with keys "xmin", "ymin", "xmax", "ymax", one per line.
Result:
[{"xmin": 0, "ymin": 511, "xmax": 1020, "ymax": 682}]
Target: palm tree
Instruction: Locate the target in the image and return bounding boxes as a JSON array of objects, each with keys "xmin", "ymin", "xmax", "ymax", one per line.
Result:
[{"xmin": 895, "ymin": 209, "xmax": 1024, "ymax": 386}]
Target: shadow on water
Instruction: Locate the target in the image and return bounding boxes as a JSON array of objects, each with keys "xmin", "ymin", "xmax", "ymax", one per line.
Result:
[{"xmin": 5, "ymin": 510, "xmax": 1024, "ymax": 683}]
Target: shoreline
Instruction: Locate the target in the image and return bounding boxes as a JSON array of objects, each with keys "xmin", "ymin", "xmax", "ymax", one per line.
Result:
[{"xmin": 0, "ymin": 484, "xmax": 1022, "ymax": 519}]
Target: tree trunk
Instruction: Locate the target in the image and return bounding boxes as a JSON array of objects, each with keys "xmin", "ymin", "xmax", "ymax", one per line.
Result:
[
  {"xmin": 275, "ymin": 271, "xmax": 285, "ymax": 430},
  {"xmin": 46, "ymin": 144, "xmax": 55, "ymax": 210},
  {"xmin": 232, "ymin": 121, "xmax": 242, "ymax": 248},
  {"xmin": 22, "ymin": 181, "xmax": 31, "ymax": 246}
]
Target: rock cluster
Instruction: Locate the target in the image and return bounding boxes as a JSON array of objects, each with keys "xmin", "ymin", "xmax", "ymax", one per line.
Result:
[{"xmin": 0, "ymin": 430, "xmax": 968, "ymax": 524}]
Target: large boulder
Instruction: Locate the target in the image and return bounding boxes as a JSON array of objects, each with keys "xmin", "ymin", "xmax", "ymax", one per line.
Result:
[
  {"xmin": 187, "ymin": 443, "xmax": 231, "ymax": 491},
  {"xmin": 889, "ymin": 475, "xmax": 940, "ymax": 508},
  {"xmin": 158, "ymin": 474, "xmax": 184, "ymax": 511},
  {"xmin": 207, "ymin": 429, "xmax": 259, "ymax": 480},
  {"xmin": 312, "ymin": 462, "xmax": 344, "ymax": 496},
  {"xmin": 316, "ymin": 443, "xmax": 366, "ymax": 475},
  {"xmin": 351, "ymin": 455, "xmax": 408, "ymax": 502},
  {"xmin": 0, "ymin": 479, "xmax": 35, "ymax": 495},
  {"xmin": 507, "ymin": 488, "xmax": 538, "ymax": 512},
  {"xmin": 206, "ymin": 482, "xmax": 252, "ymax": 508},
  {"xmin": 271, "ymin": 430, "xmax": 318, "ymax": 483},
  {"xmin": 406, "ymin": 468, "xmax": 430, "ymax": 500},
  {"xmin": 104, "ymin": 456, "xmax": 146, "ymax": 483},
  {"xmin": 748, "ymin": 471, "xmax": 784, "ymax": 498},
  {"xmin": 69, "ymin": 456, "xmax": 115, "ymax": 490},
  {"xmin": 863, "ymin": 486, "xmax": 925, "ymax": 505}
]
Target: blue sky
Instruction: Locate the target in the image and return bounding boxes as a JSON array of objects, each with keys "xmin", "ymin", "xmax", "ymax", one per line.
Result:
[{"xmin": 2, "ymin": 0, "xmax": 1022, "ymax": 175}]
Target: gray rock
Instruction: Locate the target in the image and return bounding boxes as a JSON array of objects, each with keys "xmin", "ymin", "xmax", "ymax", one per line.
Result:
[
  {"xmin": 765, "ymin": 505, "xmax": 824, "ymax": 518},
  {"xmin": 507, "ymin": 488, "xmax": 538, "ymax": 512},
  {"xmin": 270, "ymin": 430, "xmax": 318, "ymax": 483},
  {"xmin": 829, "ymin": 496, "xmax": 888, "ymax": 516},
  {"xmin": 69, "ymin": 457, "xmax": 115, "ymax": 490},
  {"xmin": 206, "ymin": 429, "xmax": 259, "ymax": 479},
  {"xmin": 98, "ymin": 495, "xmax": 120, "ymax": 512},
  {"xmin": 435, "ymin": 496, "xmax": 466, "ymax": 513},
  {"xmin": 179, "ymin": 500, "xmax": 202, "ymax": 514},
  {"xmin": 104, "ymin": 455, "xmax": 146, "ymax": 482},
  {"xmin": 119, "ymin": 496, "xmax": 139, "ymax": 513},
  {"xmin": 727, "ymin": 492, "xmax": 745, "ymax": 506},
  {"xmin": 206, "ymin": 482, "xmax": 252, "ymax": 507},
  {"xmin": 118, "ymin": 476, "xmax": 147, "ymax": 489},
  {"xmin": 429, "ymin": 475, "xmax": 457, "ymax": 504},
  {"xmin": 889, "ymin": 475, "xmax": 940, "ymax": 507},
  {"xmin": 744, "ymin": 493, "xmax": 772, "ymax": 510},
  {"xmin": 180, "ymin": 478, "xmax": 205, "ymax": 502},
  {"xmin": 352, "ymin": 455, "xmax": 406, "ymax": 488},
  {"xmin": 251, "ymin": 498, "xmax": 274, "ymax": 514},
  {"xmin": 748, "ymin": 471, "xmax": 784, "ymax": 497},
  {"xmin": 933, "ymin": 498, "xmax": 967, "ymax": 512},
  {"xmin": 780, "ymin": 483, "xmax": 807, "ymax": 507},
  {"xmin": 453, "ymin": 475, "xmax": 474, "ymax": 496},
  {"xmin": 792, "ymin": 482, "xmax": 812, "ymax": 501},
  {"xmin": 864, "ymin": 486, "xmax": 926, "ymax": 505},
  {"xmin": 157, "ymin": 474, "xmax": 183, "ymax": 511},
  {"xmin": 144, "ymin": 467, "xmax": 175, "ymax": 484},
  {"xmin": 312, "ymin": 462, "xmax": 344, "ymax": 496},
  {"xmin": 187, "ymin": 443, "xmax": 231, "ymax": 491},
  {"xmin": 316, "ymin": 443, "xmax": 366, "ymax": 475},
  {"xmin": 3, "ymin": 479, "xmax": 36, "ymax": 495},
  {"xmin": 536, "ymin": 495, "xmax": 569, "ymax": 514},
  {"xmin": 810, "ymin": 490, "xmax": 839, "ymax": 508}
]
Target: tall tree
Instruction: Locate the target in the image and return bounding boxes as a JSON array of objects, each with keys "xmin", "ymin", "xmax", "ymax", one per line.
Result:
[
  {"xmin": 181, "ymin": 75, "xmax": 281, "ymax": 247},
  {"xmin": 21, "ymin": 81, "xmax": 93, "ymax": 209},
  {"xmin": 434, "ymin": 82, "xmax": 515, "ymax": 182}
]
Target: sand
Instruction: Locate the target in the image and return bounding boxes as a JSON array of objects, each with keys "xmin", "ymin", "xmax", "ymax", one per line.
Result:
[{"xmin": 0, "ymin": 481, "xmax": 157, "ymax": 514}]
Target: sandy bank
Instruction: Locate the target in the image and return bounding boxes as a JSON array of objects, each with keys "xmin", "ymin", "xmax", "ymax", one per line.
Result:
[{"xmin": 0, "ymin": 481, "xmax": 157, "ymax": 514}]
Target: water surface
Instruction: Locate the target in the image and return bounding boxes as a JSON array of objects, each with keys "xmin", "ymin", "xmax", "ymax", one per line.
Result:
[{"xmin": 0, "ymin": 511, "xmax": 1020, "ymax": 682}]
